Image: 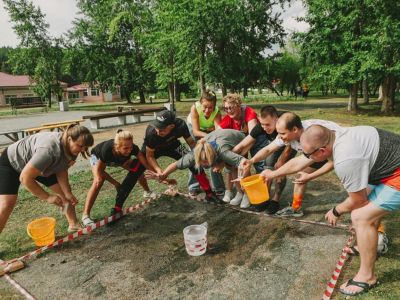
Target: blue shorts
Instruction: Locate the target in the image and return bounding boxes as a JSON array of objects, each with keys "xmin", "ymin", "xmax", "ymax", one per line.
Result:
[
  {"xmin": 89, "ymin": 154, "xmax": 99, "ymax": 167},
  {"xmin": 368, "ymin": 183, "xmax": 400, "ymax": 212}
]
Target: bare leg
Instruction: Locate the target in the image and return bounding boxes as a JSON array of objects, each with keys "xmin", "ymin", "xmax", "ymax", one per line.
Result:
[
  {"xmin": 83, "ymin": 178, "xmax": 104, "ymax": 218},
  {"xmin": 0, "ymin": 195, "xmax": 17, "ymax": 234},
  {"xmin": 340, "ymin": 203, "xmax": 388, "ymax": 294},
  {"xmin": 138, "ymin": 174, "xmax": 150, "ymax": 192},
  {"xmin": 272, "ymin": 176, "xmax": 287, "ymax": 202},
  {"xmin": 48, "ymin": 184, "xmax": 79, "ymax": 228}
]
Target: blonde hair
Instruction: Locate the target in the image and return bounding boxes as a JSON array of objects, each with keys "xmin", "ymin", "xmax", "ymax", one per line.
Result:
[
  {"xmin": 64, "ymin": 124, "xmax": 94, "ymax": 158},
  {"xmin": 223, "ymin": 93, "xmax": 242, "ymax": 106},
  {"xmin": 114, "ymin": 129, "xmax": 133, "ymax": 148},
  {"xmin": 194, "ymin": 139, "xmax": 216, "ymax": 168}
]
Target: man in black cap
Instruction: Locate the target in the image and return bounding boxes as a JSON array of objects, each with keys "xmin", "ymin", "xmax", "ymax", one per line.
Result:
[{"xmin": 143, "ymin": 110, "xmax": 221, "ymax": 202}]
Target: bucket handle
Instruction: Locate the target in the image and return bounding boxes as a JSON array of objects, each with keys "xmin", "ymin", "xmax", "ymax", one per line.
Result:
[{"xmin": 26, "ymin": 223, "xmax": 54, "ymax": 241}]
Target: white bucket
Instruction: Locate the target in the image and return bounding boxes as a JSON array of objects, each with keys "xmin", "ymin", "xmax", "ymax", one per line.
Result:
[{"xmin": 183, "ymin": 224, "xmax": 207, "ymax": 256}]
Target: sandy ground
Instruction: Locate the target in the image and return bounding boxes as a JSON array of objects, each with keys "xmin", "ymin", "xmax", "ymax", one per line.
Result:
[{"xmin": 0, "ymin": 118, "xmax": 351, "ymax": 299}]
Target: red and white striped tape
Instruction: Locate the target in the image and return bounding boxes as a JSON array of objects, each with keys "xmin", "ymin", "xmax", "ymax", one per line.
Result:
[
  {"xmin": 322, "ymin": 233, "xmax": 355, "ymax": 300},
  {"xmin": 3, "ymin": 274, "xmax": 36, "ymax": 300},
  {"xmin": 3, "ymin": 197, "xmax": 155, "ymax": 266}
]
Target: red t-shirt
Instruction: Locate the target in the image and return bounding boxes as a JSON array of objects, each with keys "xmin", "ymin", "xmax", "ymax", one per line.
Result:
[{"xmin": 219, "ymin": 105, "xmax": 258, "ymax": 134}]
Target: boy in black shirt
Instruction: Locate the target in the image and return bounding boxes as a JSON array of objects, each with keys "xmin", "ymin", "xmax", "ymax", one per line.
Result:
[
  {"xmin": 233, "ymin": 105, "xmax": 295, "ymax": 213},
  {"xmin": 144, "ymin": 110, "xmax": 220, "ymax": 202}
]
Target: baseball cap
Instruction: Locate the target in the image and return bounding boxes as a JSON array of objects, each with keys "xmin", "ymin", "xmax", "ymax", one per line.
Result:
[{"xmin": 152, "ymin": 110, "xmax": 176, "ymax": 128}]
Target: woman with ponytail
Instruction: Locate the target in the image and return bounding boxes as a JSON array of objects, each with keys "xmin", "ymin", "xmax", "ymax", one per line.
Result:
[
  {"xmin": 0, "ymin": 124, "xmax": 94, "ymax": 234},
  {"xmin": 82, "ymin": 129, "xmax": 157, "ymax": 226},
  {"xmin": 155, "ymin": 129, "xmax": 250, "ymax": 205}
]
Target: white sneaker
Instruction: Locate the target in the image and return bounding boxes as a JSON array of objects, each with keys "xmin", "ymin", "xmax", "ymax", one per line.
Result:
[
  {"xmin": 82, "ymin": 216, "xmax": 95, "ymax": 226},
  {"xmin": 240, "ymin": 193, "xmax": 250, "ymax": 209},
  {"xmin": 230, "ymin": 192, "xmax": 243, "ymax": 206},
  {"xmin": 143, "ymin": 191, "xmax": 158, "ymax": 199},
  {"xmin": 222, "ymin": 190, "xmax": 232, "ymax": 203}
]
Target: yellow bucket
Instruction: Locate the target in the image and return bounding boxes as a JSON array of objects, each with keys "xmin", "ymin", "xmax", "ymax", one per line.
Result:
[
  {"xmin": 240, "ymin": 174, "xmax": 269, "ymax": 205},
  {"xmin": 27, "ymin": 217, "xmax": 56, "ymax": 247}
]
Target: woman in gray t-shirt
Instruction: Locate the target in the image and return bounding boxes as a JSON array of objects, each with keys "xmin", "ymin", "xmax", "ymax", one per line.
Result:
[{"xmin": 0, "ymin": 125, "xmax": 94, "ymax": 234}]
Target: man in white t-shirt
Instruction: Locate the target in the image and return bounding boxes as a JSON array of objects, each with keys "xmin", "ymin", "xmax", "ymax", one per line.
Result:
[
  {"xmin": 245, "ymin": 112, "xmax": 343, "ymax": 217},
  {"xmin": 300, "ymin": 125, "xmax": 400, "ymax": 296}
]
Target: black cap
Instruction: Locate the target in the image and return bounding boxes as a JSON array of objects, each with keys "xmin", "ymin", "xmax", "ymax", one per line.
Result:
[{"xmin": 152, "ymin": 110, "xmax": 175, "ymax": 128}]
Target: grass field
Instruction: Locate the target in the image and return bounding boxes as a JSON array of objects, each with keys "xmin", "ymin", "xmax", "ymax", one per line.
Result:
[{"xmin": 0, "ymin": 95, "xmax": 399, "ymax": 299}]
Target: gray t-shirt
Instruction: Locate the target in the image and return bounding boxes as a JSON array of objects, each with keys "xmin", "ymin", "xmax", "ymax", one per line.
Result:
[
  {"xmin": 176, "ymin": 129, "xmax": 245, "ymax": 169},
  {"xmin": 7, "ymin": 132, "xmax": 70, "ymax": 177},
  {"xmin": 333, "ymin": 126, "xmax": 380, "ymax": 192}
]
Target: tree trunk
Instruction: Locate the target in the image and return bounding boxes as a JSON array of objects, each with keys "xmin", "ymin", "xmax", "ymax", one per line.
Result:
[
  {"xmin": 138, "ymin": 89, "xmax": 145, "ymax": 104},
  {"xmin": 222, "ymin": 85, "xmax": 227, "ymax": 97},
  {"xmin": 168, "ymin": 82, "xmax": 174, "ymax": 103},
  {"xmin": 378, "ymin": 84, "xmax": 383, "ymax": 101},
  {"xmin": 199, "ymin": 47, "xmax": 206, "ymax": 93},
  {"xmin": 243, "ymin": 86, "xmax": 248, "ymax": 98},
  {"xmin": 380, "ymin": 75, "xmax": 395, "ymax": 114},
  {"xmin": 175, "ymin": 80, "xmax": 181, "ymax": 102},
  {"xmin": 362, "ymin": 79, "xmax": 369, "ymax": 104},
  {"xmin": 347, "ymin": 83, "xmax": 358, "ymax": 112}
]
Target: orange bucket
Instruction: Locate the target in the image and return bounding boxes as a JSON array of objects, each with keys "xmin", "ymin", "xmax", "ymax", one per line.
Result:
[
  {"xmin": 27, "ymin": 217, "xmax": 56, "ymax": 247},
  {"xmin": 240, "ymin": 174, "xmax": 269, "ymax": 205}
]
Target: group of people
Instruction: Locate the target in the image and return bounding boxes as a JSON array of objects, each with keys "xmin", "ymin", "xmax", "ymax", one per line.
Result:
[{"xmin": 0, "ymin": 90, "xmax": 398, "ymax": 297}]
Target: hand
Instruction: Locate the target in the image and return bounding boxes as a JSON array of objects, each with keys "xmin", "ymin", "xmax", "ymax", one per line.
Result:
[
  {"xmin": 325, "ymin": 209, "xmax": 339, "ymax": 226},
  {"xmin": 260, "ymin": 169, "xmax": 276, "ymax": 182},
  {"xmin": 163, "ymin": 178, "xmax": 177, "ymax": 185},
  {"xmin": 212, "ymin": 163, "xmax": 224, "ymax": 173},
  {"xmin": 293, "ymin": 172, "xmax": 310, "ymax": 184},
  {"xmin": 46, "ymin": 194, "xmax": 63, "ymax": 207},
  {"xmin": 64, "ymin": 193, "xmax": 79, "ymax": 206},
  {"xmin": 241, "ymin": 159, "xmax": 252, "ymax": 173},
  {"xmin": 122, "ymin": 159, "xmax": 133, "ymax": 169}
]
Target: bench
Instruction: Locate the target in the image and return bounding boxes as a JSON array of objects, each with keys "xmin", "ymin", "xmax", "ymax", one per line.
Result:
[
  {"xmin": 0, "ymin": 130, "xmax": 25, "ymax": 143},
  {"xmin": 24, "ymin": 120, "xmax": 85, "ymax": 136},
  {"xmin": 83, "ymin": 107, "xmax": 166, "ymax": 129},
  {"xmin": 10, "ymin": 97, "xmax": 47, "ymax": 115}
]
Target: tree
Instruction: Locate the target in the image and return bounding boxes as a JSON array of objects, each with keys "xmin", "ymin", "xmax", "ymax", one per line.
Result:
[
  {"xmin": 4, "ymin": 0, "xmax": 65, "ymax": 107},
  {"xmin": 0, "ymin": 47, "xmax": 13, "ymax": 73}
]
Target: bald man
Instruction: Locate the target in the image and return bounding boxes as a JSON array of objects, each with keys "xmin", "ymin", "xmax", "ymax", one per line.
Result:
[
  {"xmin": 300, "ymin": 125, "xmax": 400, "ymax": 296},
  {"xmin": 244, "ymin": 112, "xmax": 344, "ymax": 217}
]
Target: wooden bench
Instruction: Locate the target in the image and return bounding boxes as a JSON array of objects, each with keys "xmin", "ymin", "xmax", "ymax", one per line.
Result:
[
  {"xmin": 0, "ymin": 130, "xmax": 25, "ymax": 143},
  {"xmin": 24, "ymin": 120, "xmax": 85, "ymax": 136},
  {"xmin": 10, "ymin": 97, "xmax": 47, "ymax": 115},
  {"xmin": 83, "ymin": 107, "xmax": 166, "ymax": 129}
]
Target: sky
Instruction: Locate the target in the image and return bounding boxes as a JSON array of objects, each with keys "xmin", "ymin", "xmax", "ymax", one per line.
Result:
[{"xmin": 0, "ymin": 0, "xmax": 308, "ymax": 48}]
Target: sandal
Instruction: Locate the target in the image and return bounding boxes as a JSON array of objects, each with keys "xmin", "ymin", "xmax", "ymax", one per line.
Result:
[
  {"xmin": 339, "ymin": 278, "xmax": 378, "ymax": 296},
  {"xmin": 347, "ymin": 246, "xmax": 360, "ymax": 256}
]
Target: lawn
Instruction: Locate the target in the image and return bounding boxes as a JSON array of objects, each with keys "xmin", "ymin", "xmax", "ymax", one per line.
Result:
[{"xmin": 0, "ymin": 95, "xmax": 399, "ymax": 298}]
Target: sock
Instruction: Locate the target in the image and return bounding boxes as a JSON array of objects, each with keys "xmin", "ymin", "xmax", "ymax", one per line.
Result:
[
  {"xmin": 194, "ymin": 173, "xmax": 212, "ymax": 195},
  {"xmin": 377, "ymin": 223, "xmax": 385, "ymax": 233},
  {"xmin": 291, "ymin": 194, "xmax": 303, "ymax": 210},
  {"xmin": 114, "ymin": 206, "xmax": 122, "ymax": 213}
]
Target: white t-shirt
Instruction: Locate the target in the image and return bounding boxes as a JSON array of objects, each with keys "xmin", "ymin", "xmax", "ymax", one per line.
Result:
[
  {"xmin": 272, "ymin": 119, "xmax": 345, "ymax": 152},
  {"xmin": 333, "ymin": 126, "xmax": 379, "ymax": 193}
]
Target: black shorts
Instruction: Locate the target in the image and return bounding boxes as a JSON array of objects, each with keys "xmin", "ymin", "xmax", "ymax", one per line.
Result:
[
  {"xmin": 310, "ymin": 159, "xmax": 329, "ymax": 170},
  {"xmin": 0, "ymin": 149, "xmax": 58, "ymax": 195}
]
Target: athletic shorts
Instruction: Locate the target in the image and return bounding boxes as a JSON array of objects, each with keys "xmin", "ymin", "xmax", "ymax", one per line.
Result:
[
  {"xmin": 0, "ymin": 148, "xmax": 58, "ymax": 195},
  {"xmin": 310, "ymin": 159, "xmax": 328, "ymax": 170},
  {"xmin": 368, "ymin": 183, "xmax": 400, "ymax": 212}
]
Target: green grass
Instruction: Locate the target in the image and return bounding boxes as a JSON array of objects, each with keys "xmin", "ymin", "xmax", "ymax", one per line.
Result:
[{"xmin": 0, "ymin": 95, "xmax": 400, "ymax": 298}]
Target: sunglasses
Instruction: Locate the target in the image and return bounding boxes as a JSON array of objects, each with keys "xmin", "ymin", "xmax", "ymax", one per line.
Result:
[{"xmin": 302, "ymin": 141, "xmax": 329, "ymax": 159}]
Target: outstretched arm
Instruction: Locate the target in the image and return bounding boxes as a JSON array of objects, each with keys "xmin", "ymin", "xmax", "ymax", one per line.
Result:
[
  {"xmin": 232, "ymin": 135, "xmax": 255, "ymax": 156},
  {"xmin": 261, "ymin": 155, "xmax": 314, "ymax": 181},
  {"xmin": 294, "ymin": 160, "xmax": 334, "ymax": 184},
  {"xmin": 146, "ymin": 146, "xmax": 162, "ymax": 174}
]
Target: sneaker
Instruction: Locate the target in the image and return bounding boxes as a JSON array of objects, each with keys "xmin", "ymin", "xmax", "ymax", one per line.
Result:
[
  {"xmin": 222, "ymin": 190, "xmax": 232, "ymax": 203},
  {"xmin": 275, "ymin": 206, "xmax": 304, "ymax": 217},
  {"xmin": 82, "ymin": 216, "xmax": 95, "ymax": 226},
  {"xmin": 205, "ymin": 192, "xmax": 223, "ymax": 204},
  {"xmin": 143, "ymin": 191, "xmax": 159, "ymax": 199},
  {"xmin": 265, "ymin": 201, "xmax": 280, "ymax": 215},
  {"xmin": 377, "ymin": 232, "xmax": 389, "ymax": 254},
  {"xmin": 240, "ymin": 194, "xmax": 250, "ymax": 209},
  {"xmin": 249, "ymin": 202, "xmax": 269, "ymax": 212},
  {"xmin": 229, "ymin": 192, "xmax": 243, "ymax": 206}
]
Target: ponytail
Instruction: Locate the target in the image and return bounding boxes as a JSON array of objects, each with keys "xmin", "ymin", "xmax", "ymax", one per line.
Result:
[{"xmin": 194, "ymin": 139, "xmax": 216, "ymax": 168}]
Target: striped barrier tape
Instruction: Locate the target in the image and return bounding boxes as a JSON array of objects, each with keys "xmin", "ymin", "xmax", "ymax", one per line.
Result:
[
  {"xmin": 2, "ymin": 197, "xmax": 157, "ymax": 266},
  {"xmin": 0, "ymin": 259, "xmax": 36, "ymax": 300},
  {"xmin": 322, "ymin": 233, "xmax": 355, "ymax": 300}
]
